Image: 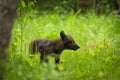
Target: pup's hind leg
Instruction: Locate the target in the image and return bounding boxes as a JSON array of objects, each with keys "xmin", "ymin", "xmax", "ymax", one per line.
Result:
[
  {"xmin": 40, "ymin": 53, "xmax": 48, "ymax": 63},
  {"xmin": 55, "ymin": 55, "xmax": 60, "ymax": 64}
]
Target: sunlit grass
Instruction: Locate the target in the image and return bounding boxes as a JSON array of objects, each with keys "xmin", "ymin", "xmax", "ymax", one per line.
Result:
[{"xmin": 5, "ymin": 12, "xmax": 120, "ymax": 80}]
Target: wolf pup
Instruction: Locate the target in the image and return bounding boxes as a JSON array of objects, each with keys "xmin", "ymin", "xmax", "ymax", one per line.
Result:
[{"xmin": 29, "ymin": 31, "xmax": 80, "ymax": 63}]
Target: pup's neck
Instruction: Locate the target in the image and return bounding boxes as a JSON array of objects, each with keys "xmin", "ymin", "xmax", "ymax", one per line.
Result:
[{"xmin": 52, "ymin": 38, "xmax": 65, "ymax": 53}]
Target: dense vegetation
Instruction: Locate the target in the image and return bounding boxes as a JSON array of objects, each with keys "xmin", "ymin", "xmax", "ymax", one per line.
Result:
[{"xmin": 4, "ymin": 1, "xmax": 120, "ymax": 80}]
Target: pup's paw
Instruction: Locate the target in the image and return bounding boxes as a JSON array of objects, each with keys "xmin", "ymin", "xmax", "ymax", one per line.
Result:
[{"xmin": 56, "ymin": 63, "xmax": 63, "ymax": 71}]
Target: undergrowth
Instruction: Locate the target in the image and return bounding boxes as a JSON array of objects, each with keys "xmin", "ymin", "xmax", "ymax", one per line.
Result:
[{"xmin": 4, "ymin": 11, "xmax": 120, "ymax": 80}]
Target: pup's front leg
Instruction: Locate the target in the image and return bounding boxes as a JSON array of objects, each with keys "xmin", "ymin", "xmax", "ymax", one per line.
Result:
[{"xmin": 55, "ymin": 55, "xmax": 64, "ymax": 71}]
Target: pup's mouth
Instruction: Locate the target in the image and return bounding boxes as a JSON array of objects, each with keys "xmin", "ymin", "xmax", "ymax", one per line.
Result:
[{"xmin": 73, "ymin": 45, "xmax": 80, "ymax": 50}]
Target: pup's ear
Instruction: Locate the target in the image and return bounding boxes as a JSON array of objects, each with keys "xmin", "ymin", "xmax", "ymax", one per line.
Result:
[{"xmin": 60, "ymin": 31, "xmax": 67, "ymax": 40}]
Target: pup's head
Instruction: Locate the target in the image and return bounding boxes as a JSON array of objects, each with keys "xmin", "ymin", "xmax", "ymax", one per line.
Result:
[{"xmin": 60, "ymin": 31, "xmax": 80, "ymax": 50}]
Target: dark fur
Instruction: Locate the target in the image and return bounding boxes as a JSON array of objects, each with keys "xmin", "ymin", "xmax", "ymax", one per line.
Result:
[{"xmin": 29, "ymin": 31, "xmax": 80, "ymax": 63}]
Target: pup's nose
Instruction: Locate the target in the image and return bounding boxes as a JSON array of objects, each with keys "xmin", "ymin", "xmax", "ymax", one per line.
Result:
[
  {"xmin": 74, "ymin": 44, "xmax": 80, "ymax": 50},
  {"xmin": 77, "ymin": 45, "xmax": 80, "ymax": 49}
]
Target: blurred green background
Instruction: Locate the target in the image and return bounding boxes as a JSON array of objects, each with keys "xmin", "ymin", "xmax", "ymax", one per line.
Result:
[{"xmin": 5, "ymin": 0, "xmax": 120, "ymax": 80}]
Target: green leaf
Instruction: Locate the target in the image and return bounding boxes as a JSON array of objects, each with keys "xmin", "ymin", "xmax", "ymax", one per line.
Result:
[
  {"xmin": 21, "ymin": 0, "xmax": 26, "ymax": 8},
  {"xmin": 28, "ymin": 2, "xmax": 34, "ymax": 7},
  {"xmin": 97, "ymin": 71, "xmax": 104, "ymax": 77}
]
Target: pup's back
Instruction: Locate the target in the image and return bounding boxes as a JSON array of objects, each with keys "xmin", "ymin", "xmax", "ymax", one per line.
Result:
[{"xmin": 29, "ymin": 39, "xmax": 53, "ymax": 54}]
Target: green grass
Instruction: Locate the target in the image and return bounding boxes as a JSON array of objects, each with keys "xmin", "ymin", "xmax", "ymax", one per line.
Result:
[{"xmin": 5, "ymin": 12, "xmax": 120, "ymax": 80}]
